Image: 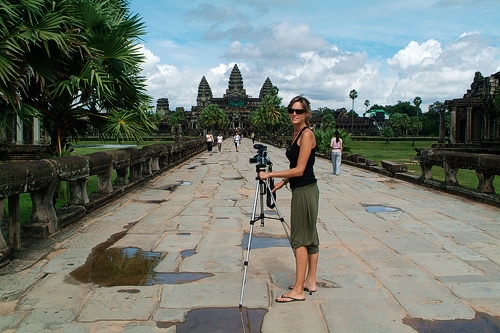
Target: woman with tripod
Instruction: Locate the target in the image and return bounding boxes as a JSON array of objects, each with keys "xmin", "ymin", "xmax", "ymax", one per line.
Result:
[{"xmin": 258, "ymin": 95, "xmax": 319, "ymax": 303}]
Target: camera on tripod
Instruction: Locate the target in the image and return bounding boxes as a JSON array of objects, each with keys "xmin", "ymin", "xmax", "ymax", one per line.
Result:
[
  {"xmin": 249, "ymin": 144, "xmax": 276, "ymax": 209},
  {"xmin": 249, "ymin": 144, "xmax": 271, "ymax": 168}
]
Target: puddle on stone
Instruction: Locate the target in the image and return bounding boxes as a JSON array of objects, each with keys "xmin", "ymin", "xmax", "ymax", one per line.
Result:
[
  {"xmin": 70, "ymin": 247, "xmax": 162, "ymax": 287},
  {"xmin": 403, "ymin": 312, "xmax": 500, "ymax": 332},
  {"xmin": 364, "ymin": 205, "xmax": 400, "ymax": 213},
  {"xmin": 141, "ymin": 199, "xmax": 167, "ymax": 204},
  {"xmin": 146, "ymin": 272, "xmax": 214, "ymax": 285},
  {"xmin": 241, "ymin": 233, "xmax": 290, "ymax": 249},
  {"xmin": 180, "ymin": 181, "xmax": 192, "ymax": 186},
  {"xmin": 226, "ymin": 198, "xmax": 238, "ymax": 202},
  {"xmin": 157, "ymin": 307, "xmax": 267, "ymax": 332},
  {"xmin": 187, "ymin": 166, "xmax": 197, "ymax": 169},
  {"xmin": 181, "ymin": 249, "xmax": 196, "ymax": 258},
  {"xmin": 71, "ymin": 246, "xmax": 213, "ymax": 287},
  {"xmin": 160, "ymin": 183, "xmax": 180, "ymax": 191},
  {"xmin": 177, "ymin": 232, "xmax": 191, "ymax": 236}
]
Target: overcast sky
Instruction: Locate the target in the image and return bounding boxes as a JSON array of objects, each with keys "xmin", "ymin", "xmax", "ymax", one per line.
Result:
[{"xmin": 129, "ymin": 0, "xmax": 500, "ymax": 114}]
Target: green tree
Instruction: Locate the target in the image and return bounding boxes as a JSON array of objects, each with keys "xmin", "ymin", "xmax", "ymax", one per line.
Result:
[
  {"xmin": 421, "ymin": 101, "xmax": 446, "ymax": 136},
  {"xmin": 385, "ymin": 101, "xmax": 415, "ymax": 117},
  {"xmin": 314, "ymin": 128, "xmax": 351, "ymax": 155},
  {"xmin": 349, "ymin": 89, "xmax": 358, "ymax": 133},
  {"xmin": 167, "ymin": 109, "xmax": 186, "ymax": 141},
  {"xmin": 390, "ymin": 112, "xmax": 410, "ymax": 137},
  {"xmin": 0, "ymin": 0, "xmax": 72, "ymax": 131},
  {"xmin": 0, "ymin": 0, "xmax": 152, "ymax": 155},
  {"xmin": 321, "ymin": 114, "xmax": 336, "ymax": 131},
  {"xmin": 413, "ymin": 97, "xmax": 422, "ymax": 118},
  {"xmin": 101, "ymin": 103, "xmax": 154, "ymax": 144},
  {"xmin": 364, "ymin": 99, "xmax": 370, "ymax": 111},
  {"xmin": 314, "ymin": 107, "xmax": 334, "ymax": 117},
  {"xmin": 408, "ymin": 116, "xmax": 423, "ymax": 146},
  {"xmin": 381, "ymin": 126, "xmax": 394, "ymax": 144},
  {"xmin": 412, "ymin": 97, "xmax": 422, "ymax": 145},
  {"xmin": 198, "ymin": 104, "xmax": 230, "ymax": 132},
  {"xmin": 249, "ymin": 87, "xmax": 289, "ymax": 135}
]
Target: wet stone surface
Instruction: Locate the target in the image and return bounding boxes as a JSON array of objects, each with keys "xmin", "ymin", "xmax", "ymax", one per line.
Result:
[
  {"xmin": 181, "ymin": 249, "xmax": 196, "ymax": 258},
  {"xmin": 403, "ymin": 312, "xmax": 500, "ymax": 332},
  {"xmin": 146, "ymin": 272, "xmax": 214, "ymax": 285},
  {"xmin": 241, "ymin": 233, "xmax": 290, "ymax": 249},
  {"xmin": 157, "ymin": 307, "xmax": 267, "ymax": 332},
  {"xmin": 71, "ymin": 246, "xmax": 213, "ymax": 286},
  {"xmin": 364, "ymin": 205, "xmax": 401, "ymax": 213},
  {"xmin": 70, "ymin": 247, "xmax": 162, "ymax": 287}
]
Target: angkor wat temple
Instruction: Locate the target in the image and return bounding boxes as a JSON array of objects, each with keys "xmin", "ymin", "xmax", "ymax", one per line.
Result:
[
  {"xmin": 158, "ymin": 64, "xmax": 274, "ymax": 136},
  {"xmin": 443, "ymin": 71, "xmax": 500, "ymax": 147}
]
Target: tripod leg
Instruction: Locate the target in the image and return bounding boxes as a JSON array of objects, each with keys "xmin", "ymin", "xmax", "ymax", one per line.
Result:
[{"xmin": 239, "ymin": 179, "xmax": 261, "ymax": 307}]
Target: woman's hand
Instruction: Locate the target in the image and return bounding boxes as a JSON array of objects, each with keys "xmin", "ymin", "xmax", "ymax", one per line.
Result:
[
  {"xmin": 271, "ymin": 180, "xmax": 286, "ymax": 193},
  {"xmin": 258, "ymin": 171, "xmax": 270, "ymax": 180}
]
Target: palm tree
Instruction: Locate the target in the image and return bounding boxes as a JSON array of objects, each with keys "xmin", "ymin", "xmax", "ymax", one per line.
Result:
[
  {"xmin": 0, "ymin": 0, "xmax": 153, "ymax": 155},
  {"xmin": 0, "ymin": 0, "xmax": 71, "ymax": 129},
  {"xmin": 349, "ymin": 89, "xmax": 358, "ymax": 133},
  {"xmin": 198, "ymin": 104, "xmax": 230, "ymax": 133},
  {"xmin": 166, "ymin": 109, "xmax": 186, "ymax": 142},
  {"xmin": 249, "ymin": 87, "xmax": 289, "ymax": 137},
  {"xmin": 413, "ymin": 97, "xmax": 422, "ymax": 119},
  {"xmin": 412, "ymin": 96, "xmax": 422, "ymax": 145},
  {"xmin": 364, "ymin": 100, "xmax": 370, "ymax": 111},
  {"xmin": 321, "ymin": 114, "xmax": 336, "ymax": 131}
]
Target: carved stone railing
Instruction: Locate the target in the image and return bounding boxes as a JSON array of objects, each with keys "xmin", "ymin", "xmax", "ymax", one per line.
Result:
[
  {"xmin": 0, "ymin": 139, "xmax": 205, "ymax": 265},
  {"xmin": 416, "ymin": 148, "xmax": 500, "ymax": 195}
]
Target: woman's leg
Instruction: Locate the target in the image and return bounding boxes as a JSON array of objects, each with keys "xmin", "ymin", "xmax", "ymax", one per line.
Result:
[
  {"xmin": 277, "ymin": 246, "xmax": 307, "ymax": 301},
  {"xmin": 331, "ymin": 151, "xmax": 335, "ymax": 174},
  {"xmin": 335, "ymin": 152, "xmax": 341, "ymax": 174},
  {"xmin": 306, "ymin": 252, "xmax": 318, "ymax": 291}
]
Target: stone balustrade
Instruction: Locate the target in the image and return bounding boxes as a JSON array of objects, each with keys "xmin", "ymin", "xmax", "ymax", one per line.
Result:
[
  {"xmin": 416, "ymin": 148, "xmax": 500, "ymax": 194},
  {"xmin": 0, "ymin": 139, "xmax": 205, "ymax": 264}
]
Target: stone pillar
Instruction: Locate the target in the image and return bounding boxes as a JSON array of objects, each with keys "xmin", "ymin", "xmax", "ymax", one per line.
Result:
[
  {"xmin": 33, "ymin": 118, "xmax": 41, "ymax": 144},
  {"xmin": 0, "ymin": 199, "xmax": 7, "ymax": 250},
  {"xmin": 466, "ymin": 106, "xmax": 473, "ymax": 143},
  {"xmin": 16, "ymin": 116, "xmax": 23, "ymax": 145},
  {"xmin": 450, "ymin": 107, "xmax": 457, "ymax": 144},
  {"xmin": 438, "ymin": 109, "xmax": 446, "ymax": 144}
]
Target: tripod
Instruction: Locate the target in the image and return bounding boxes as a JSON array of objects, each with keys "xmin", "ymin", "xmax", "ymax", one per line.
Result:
[{"xmin": 239, "ymin": 164, "xmax": 291, "ymax": 308}]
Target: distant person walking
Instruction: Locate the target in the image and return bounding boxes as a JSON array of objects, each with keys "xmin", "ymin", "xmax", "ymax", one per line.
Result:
[
  {"xmin": 217, "ymin": 133, "xmax": 223, "ymax": 152},
  {"xmin": 250, "ymin": 132, "xmax": 255, "ymax": 144},
  {"xmin": 330, "ymin": 130, "xmax": 343, "ymax": 175},
  {"xmin": 206, "ymin": 132, "xmax": 214, "ymax": 152},
  {"xmin": 233, "ymin": 131, "xmax": 241, "ymax": 152}
]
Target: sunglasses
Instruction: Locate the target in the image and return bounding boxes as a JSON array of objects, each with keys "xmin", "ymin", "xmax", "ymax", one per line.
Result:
[{"xmin": 288, "ymin": 108, "xmax": 306, "ymax": 115}]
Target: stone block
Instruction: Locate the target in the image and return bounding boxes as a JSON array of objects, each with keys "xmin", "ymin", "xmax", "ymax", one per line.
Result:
[{"xmin": 381, "ymin": 160, "xmax": 407, "ymax": 173}]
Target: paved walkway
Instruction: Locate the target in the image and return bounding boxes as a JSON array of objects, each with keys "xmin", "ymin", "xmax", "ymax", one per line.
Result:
[{"xmin": 1, "ymin": 138, "xmax": 499, "ymax": 332}]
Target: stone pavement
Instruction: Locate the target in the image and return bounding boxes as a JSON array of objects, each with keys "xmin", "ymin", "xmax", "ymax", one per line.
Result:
[{"xmin": 0, "ymin": 138, "xmax": 499, "ymax": 332}]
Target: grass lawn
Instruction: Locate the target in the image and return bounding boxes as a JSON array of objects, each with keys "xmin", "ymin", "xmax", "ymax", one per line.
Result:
[{"xmin": 349, "ymin": 139, "xmax": 500, "ymax": 190}]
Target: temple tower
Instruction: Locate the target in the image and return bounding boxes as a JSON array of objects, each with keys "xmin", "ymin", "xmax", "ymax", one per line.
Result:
[
  {"xmin": 156, "ymin": 98, "xmax": 170, "ymax": 114},
  {"xmin": 197, "ymin": 76, "xmax": 213, "ymax": 108},
  {"xmin": 224, "ymin": 64, "xmax": 247, "ymax": 107},
  {"xmin": 259, "ymin": 77, "xmax": 274, "ymax": 99}
]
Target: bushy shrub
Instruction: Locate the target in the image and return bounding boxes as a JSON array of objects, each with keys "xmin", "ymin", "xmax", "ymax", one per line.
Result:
[{"xmin": 313, "ymin": 128, "xmax": 351, "ymax": 155}]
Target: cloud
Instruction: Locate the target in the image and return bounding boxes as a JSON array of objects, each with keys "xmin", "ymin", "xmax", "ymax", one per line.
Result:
[
  {"xmin": 137, "ymin": 27, "xmax": 500, "ymax": 114},
  {"xmin": 387, "ymin": 32, "xmax": 500, "ymax": 105}
]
